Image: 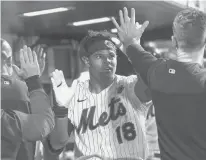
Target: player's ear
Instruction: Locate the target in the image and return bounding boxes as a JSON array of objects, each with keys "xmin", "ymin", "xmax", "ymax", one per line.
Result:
[
  {"xmin": 81, "ymin": 56, "xmax": 90, "ymax": 67},
  {"xmin": 171, "ymin": 36, "xmax": 178, "ymax": 49}
]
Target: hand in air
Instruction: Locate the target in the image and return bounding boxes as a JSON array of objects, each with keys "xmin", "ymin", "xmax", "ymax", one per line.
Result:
[
  {"xmin": 51, "ymin": 69, "xmax": 74, "ymax": 107},
  {"xmin": 112, "ymin": 7, "xmax": 149, "ymax": 48},
  {"xmin": 33, "ymin": 45, "xmax": 46, "ymax": 76},
  {"xmin": 19, "ymin": 45, "xmax": 40, "ymax": 79}
]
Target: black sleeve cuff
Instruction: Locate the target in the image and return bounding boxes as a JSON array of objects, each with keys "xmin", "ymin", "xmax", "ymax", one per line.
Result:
[
  {"xmin": 53, "ymin": 106, "xmax": 68, "ymax": 118},
  {"xmin": 47, "ymin": 136, "xmax": 65, "ymax": 154},
  {"xmin": 25, "ymin": 75, "xmax": 42, "ymax": 92}
]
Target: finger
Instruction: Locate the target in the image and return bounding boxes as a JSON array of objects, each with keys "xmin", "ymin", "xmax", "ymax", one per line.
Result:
[
  {"xmin": 51, "ymin": 71, "xmax": 55, "ymax": 79},
  {"xmin": 135, "ymin": 22, "xmax": 140, "ymax": 26},
  {"xmin": 34, "ymin": 45, "xmax": 40, "ymax": 59},
  {"xmin": 119, "ymin": 10, "xmax": 125, "ymax": 26},
  {"xmin": 60, "ymin": 70, "xmax": 66, "ymax": 82},
  {"xmin": 12, "ymin": 64, "xmax": 20, "ymax": 72},
  {"xmin": 140, "ymin": 21, "xmax": 149, "ymax": 33},
  {"xmin": 37, "ymin": 45, "xmax": 41, "ymax": 54},
  {"xmin": 123, "ymin": 7, "xmax": 129, "ymax": 23},
  {"xmin": 40, "ymin": 48, "xmax": 44, "ymax": 59},
  {"xmin": 51, "ymin": 71, "xmax": 58, "ymax": 84},
  {"xmin": 32, "ymin": 50, "xmax": 38, "ymax": 64},
  {"xmin": 51, "ymin": 77, "xmax": 57, "ymax": 89},
  {"xmin": 23, "ymin": 45, "xmax": 29, "ymax": 63},
  {"xmin": 19, "ymin": 49, "xmax": 26, "ymax": 67},
  {"xmin": 131, "ymin": 8, "xmax": 135, "ymax": 24},
  {"xmin": 43, "ymin": 53, "xmax": 46, "ymax": 59},
  {"xmin": 27, "ymin": 47, "xmax": 33, "ymax": 63},
  {"xmin": 111, "ymin": 17, "xmax": 121, "ymax": 31},
  {"xmin": 59, "ymin": 70, "xmax": 64, "ymax": 77},
  {"xmin": 53, "ymin": 69, "xmax": 59, "ymax": 80}
]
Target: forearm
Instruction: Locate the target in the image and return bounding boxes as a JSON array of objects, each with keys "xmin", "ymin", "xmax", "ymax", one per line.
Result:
[
  {"xmin": 16, "ymin": 75, "xmax": 54, "ymax": 141},
  {"xmin": 15, "ymin": 109, "xmax": 54, "ymax": 141},
  {"xmin": 26, "ymin": 75, "xmax": 52, "ymax": 113},
  {"xmin": 49, "ymin": 117, "xmax": 70, "ymax": 150},
  {"xmin": 126, "ymin": 41, "xmax": 158, "ymax": 84},
  {"xmin": 1, "ymin": 109, "xmax": 23, "ymax": 143}
]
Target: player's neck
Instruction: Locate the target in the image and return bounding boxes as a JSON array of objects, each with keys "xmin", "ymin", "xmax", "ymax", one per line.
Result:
[
  {"xmin": 89, "ymin": 74, "xmax": 115, "ymax": 94},
  {"xmin": 176, "ymin": 48, "xmax": 204, "ymax": 66}
]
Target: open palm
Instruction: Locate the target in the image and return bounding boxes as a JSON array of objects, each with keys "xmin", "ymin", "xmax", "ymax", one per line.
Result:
[
  {"xmin": 112, "ymin": 7, "xmax": 149, "ymax": 47},
  {"xmin": 51, "ymin": 69, "xmax": 74, "ymax": 107}
]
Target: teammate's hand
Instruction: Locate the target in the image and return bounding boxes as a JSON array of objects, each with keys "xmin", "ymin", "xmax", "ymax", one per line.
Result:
[
  {"xmin": 112, "ymin": 7, "xmax": 149, "ymax": 48},
  {"xmin": 33, "ymin": 45, "xmax": 46, "ymax": 76},
  {"xmin": 12, "ymin": 64, "xmax": 25, "ymax": 80},
  {"xmin": 19, "ymin": 45, "xmax": 40, "ymax": 79},
  {"xmin": 51, "ymin": 69, "xmax": 74, "ymax": 107}
]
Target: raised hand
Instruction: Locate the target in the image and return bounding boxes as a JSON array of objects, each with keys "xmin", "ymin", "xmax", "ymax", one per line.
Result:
[
  {"xmin": 19, "ymin": 45, "xmax": 40, "ymax": 79},
  {"xmin": 112, "ymin": 7, "xmax": 149, "ymax": 47},
  {"xmin": 33, "ymin": 45, "xmax": 46, "ymax": 75},
  {"xmin": 51, "ymin": 69, "xmax": 74, "ymax": 107}
]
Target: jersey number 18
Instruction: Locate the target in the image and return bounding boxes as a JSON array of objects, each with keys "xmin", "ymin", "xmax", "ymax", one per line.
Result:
[{"xmin": 115, "ymin": 122, "xmax": 136, "ymax": 144}]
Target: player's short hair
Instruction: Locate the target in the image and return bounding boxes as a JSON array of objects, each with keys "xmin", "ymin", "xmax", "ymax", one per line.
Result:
[
  {"xmin": 78, "ymin": 30, "xmax": 119, "ymax": 58},
  {"xmin": 173, "ymin": 8, "xmax": 206, "ymax": 50}
]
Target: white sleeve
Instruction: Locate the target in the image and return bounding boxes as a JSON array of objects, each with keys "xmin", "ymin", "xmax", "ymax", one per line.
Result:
[
  {"xmin": 67, "ymin": 96, "xmax": 75, "ymax": 125},
  {"xmin": 67, "ymin": 80, "xmax": 83, "ymax": 125},
  {"xmin": 124, "ymin": 75, "xmax": 147, "ymax": 112},
  {"xmin": 66, "ymin": 80, "xmax": 79, "ymax": 125},
  {"xmin": 125, "ymin": 75, "xmax": 138, "ymax": 89}
]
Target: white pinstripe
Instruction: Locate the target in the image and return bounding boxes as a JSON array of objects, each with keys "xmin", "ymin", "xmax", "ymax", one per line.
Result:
[{"xmin": 67, "ymin": 75, "xmax": 149, "ymax": 160}]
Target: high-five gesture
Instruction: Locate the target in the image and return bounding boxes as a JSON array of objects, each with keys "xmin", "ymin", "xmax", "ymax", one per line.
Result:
[
  {"xmin": 33, "ymin": 45, "xmax": 46, "ymax": 75},
  {"xmin": 112, "ymin": 7, "xmax": 149, "ymax": 47},
  {"xmin": 51, "ymin": 69, "xmax": 74, "ymax": 107},
  {"xmin": 19, "ymin": 45, "xmax": 40, "ymax": 79}
]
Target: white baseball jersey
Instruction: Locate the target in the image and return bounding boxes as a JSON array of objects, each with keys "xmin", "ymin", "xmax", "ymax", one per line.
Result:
[
  {"xmin": 145, "ymin": 101, "xmax": 160, "ymax": 159},
  {"xmin": 67, "ymin": 75, "xmax": 149, "ymax": 160}
]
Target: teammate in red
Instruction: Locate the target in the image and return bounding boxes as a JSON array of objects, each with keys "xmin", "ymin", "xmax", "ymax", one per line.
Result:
[
  {"xmin": 112, "ymin": 7, "xmax": 206, "ymax": 160},
  {"xmin": 1, "ymin": 39, "xmax": 54, "ymax": 160}
]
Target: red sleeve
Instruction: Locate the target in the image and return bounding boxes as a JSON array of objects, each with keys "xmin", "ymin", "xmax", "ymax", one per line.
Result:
[
  {"xmin": 1, "ymin": 89, "xmax": 54, "ymax": 142},
  {"xmin": 1, "ymin": 76, "xmax": 55, "ymax": 142},
  {"xmin": 17, "ymin": 76, "xmax": 55, "ymax": 141},
  {"xmin": 1, "ymin": 109, "xmax": 23, "ymax": 143}
]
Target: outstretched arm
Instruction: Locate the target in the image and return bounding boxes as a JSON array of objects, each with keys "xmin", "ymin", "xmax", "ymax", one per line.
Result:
[
  {"xmin": 1, "ymin": 46, "xmax": 54, "ymax": 142},
  {"xmin": 45, "ymin": 69, "xmax": 75, "ymax": 153},
  {"xmin": 119, "ymin": 45, "xmax": 152, "ymax": 102},
  {"xmin": 112, "ymin": 7, "xmax": 160, "ymax": 86}
]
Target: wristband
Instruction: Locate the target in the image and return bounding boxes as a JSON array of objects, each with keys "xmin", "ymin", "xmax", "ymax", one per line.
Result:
[
  {"xmin": 53, "ymin": 106, "xmax": 68, "ymax": 118},
  {"xmin": 25, "ymin": 75, "xmax": 42, "ymax": 92},
  {"xmin": 46, "ymin": 136, "xmax": 65, "ymax": 154}
]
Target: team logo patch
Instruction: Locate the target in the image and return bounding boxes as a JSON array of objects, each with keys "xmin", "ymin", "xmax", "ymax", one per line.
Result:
[
  {"xmin": 117, "ymin": 85, "xmax": 124, "ymax": 94},
  {"xmin": 3, "ymin": 81, "xmax": 10, "ymax": 85},
  {"xmin": 169, "ymin": 68, "xmax": 175, "ymax": 74}
]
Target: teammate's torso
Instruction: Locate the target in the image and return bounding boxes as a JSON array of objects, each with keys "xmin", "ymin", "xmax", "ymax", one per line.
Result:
[
  {"xmin": 150, "ymin": 60, "xmax": 206, "ymax": 160},
  {"xmin": 1, "ymin": 75, "xmax": 34, "ymax": 160},
  {"xmin": 70, "ymin": 75, "xmax": 148, "ymax": 159},
  {"xmin": 1, "ymin": 75, "xmax": 29, "ymax": 101}
]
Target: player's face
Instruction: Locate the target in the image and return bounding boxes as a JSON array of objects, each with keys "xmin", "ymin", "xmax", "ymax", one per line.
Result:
[{"xmin": 88, "ymin": 49, "xmax": 117, "ymax": 77}]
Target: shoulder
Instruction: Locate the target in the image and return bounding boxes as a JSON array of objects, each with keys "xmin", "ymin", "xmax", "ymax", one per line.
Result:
[
  {"xmin": 1, "ymin": 76, "xmax": 28, "ymax": 101},
  {"xmin": 71, "ymin": 79, "xmax": 89, "ymax": 92},
  {"xmin": 115, "ymin": 74, "xmax": 138, "ymax": 87}
]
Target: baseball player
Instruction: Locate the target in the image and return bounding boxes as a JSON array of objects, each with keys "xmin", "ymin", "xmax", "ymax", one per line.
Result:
[
  {"xmin": 1, "ymin": 39, "xmax": 54, "ymax": 160},
  {"xmin": 45, "ymin": 31, "xmax": 150, "ymax": 160}
]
